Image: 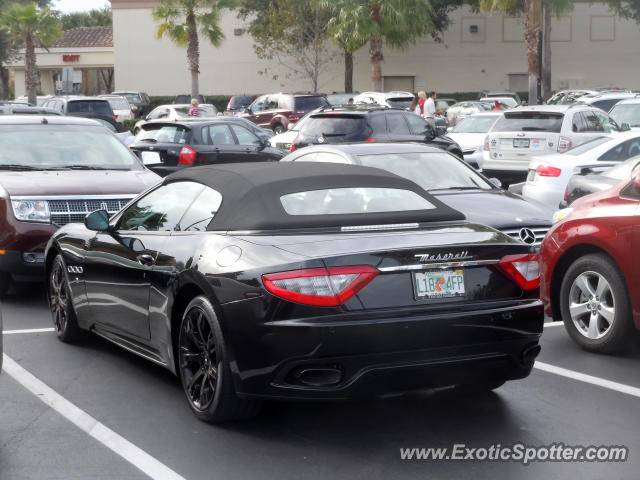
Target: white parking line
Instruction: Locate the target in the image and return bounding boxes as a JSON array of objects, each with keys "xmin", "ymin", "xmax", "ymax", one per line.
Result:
[
  {"xmin": 534, "ymin": 361, "xmax": 640, "ymax": 398},
  {"xmin": 2, "ymin": 354, "xmax": 186, "ymax": 480},
  {"xmin": 544, "ymin": 321, "xmax": 564, "ymax": 328},
  {"xmin": 3, "ymin": 327, "xmax": 55, "ymax": 335}
]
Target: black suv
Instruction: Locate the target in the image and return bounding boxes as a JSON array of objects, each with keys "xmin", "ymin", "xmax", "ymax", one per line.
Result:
[
  {"xmin": 42, "ymin": 96, "xmax": 115, "ymax": 118},
  {"xmin": 292, "ymin": 106, "xmax": 463, "ymax": 159}
]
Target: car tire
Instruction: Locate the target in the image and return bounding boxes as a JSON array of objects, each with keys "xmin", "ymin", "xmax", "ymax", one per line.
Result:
[
  {"xmin": 49, "ymin": 255, "xmax": 83, "ymax": 343},
  {"xmin": 273, "ymin": 124, "xmax": 285, "ymax": 134},
  {"xmin": 178, "ymin": 295, "xmax": 262, "ymax": 423},
  {"xmin": 560, "ymin": 254, "xmax": 634, "ymax": 354},
  {"xmin": 0, "ymin": 272, "xmax": 10, "ymax": 297}
]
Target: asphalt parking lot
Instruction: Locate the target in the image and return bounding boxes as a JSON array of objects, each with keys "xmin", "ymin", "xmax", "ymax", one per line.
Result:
[{"xmin": 2, "ymin": 282, "xmax": 639, "ymax": 480}]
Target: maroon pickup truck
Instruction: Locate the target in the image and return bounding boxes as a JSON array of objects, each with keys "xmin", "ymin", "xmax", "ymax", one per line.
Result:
[{"xmin": 0, "ymin": 115, "xmax": 160, "ymax": 296}]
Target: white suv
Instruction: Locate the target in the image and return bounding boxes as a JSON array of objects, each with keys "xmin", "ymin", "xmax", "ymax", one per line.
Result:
[
  {"xmin": 482, "ymin": 105, "xmax": 621, "ymax": 184},
  {"xmin": 353, "ymin": 91, "xmax": 414, "ymax": 109}
]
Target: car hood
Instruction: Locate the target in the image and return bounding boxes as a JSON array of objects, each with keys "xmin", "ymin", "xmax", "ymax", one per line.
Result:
[
  {"xmin": 446, "ymin": 133, "xmax": 487, "ymax": 150},
  {"xmin": 0, "ymin": 169, "xmax": 160, "ymax": 197},
  {"xmin": 435, "ymin": 190, "xmax": 554, "ymax": 229},
  {"xmin": 269, "ymin": 130, "xmax": 298, "ymax": 144}
]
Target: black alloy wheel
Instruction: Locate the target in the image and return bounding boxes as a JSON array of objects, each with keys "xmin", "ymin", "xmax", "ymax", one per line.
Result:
[
  {"xmin": 273, "ymin": 124, "xmax": 285, "ymax": 134},
  {"xmin": 178, "ymin": 296, "xmax": 261, "ymax": 423},
  {"xmin": 49, "ymin": 255, "xmax": 82, "ymax": 342}
]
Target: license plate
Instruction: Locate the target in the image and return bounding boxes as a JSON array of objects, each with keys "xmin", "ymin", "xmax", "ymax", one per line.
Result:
[
  {"xmin": 141, "ymin": 151, "xmax": 161, "ymax": 165},
  {"xmin": 414, "ymin": 269, "xmax": 465, "ymax": 299},
  {"xmin": 513, "ymin": 138, "xmax": 530, "ymax": 148}
]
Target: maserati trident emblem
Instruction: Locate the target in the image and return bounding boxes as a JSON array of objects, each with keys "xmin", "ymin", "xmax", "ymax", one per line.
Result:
[
  {"xmin": 518, "ymin": 228, "xmax": 537, "ymax": 245},
  {"xmin": 100, "ymin": 202, "xmax": 108, "ymax": 211},
  {"xmin": 414, "ymin": 251, "xmax": 472, "ymax": 262}
]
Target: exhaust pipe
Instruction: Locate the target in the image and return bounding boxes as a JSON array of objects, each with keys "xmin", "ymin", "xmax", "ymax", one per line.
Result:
[{"xmin": 292, "ymin": 367, "xmax": 342, "ymax": 387}]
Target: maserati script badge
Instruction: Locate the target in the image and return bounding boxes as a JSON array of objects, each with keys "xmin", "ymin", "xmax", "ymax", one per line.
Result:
[{"xmin": 414, "ymin": 251, "xmax": 472, "ymax": 262}]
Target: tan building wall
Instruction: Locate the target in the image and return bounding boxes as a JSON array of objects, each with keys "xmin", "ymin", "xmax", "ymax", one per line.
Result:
[{"xmin": 111, "ymin": 1, "xmax": 640, "ymax": 95}]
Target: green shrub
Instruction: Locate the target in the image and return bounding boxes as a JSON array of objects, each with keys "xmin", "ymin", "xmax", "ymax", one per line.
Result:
[{"xmin": 122, "ymin": 119, "xmax": 137, "ymax": 133}]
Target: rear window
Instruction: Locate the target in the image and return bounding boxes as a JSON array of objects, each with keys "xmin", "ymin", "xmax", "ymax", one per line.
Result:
[
  {"xmin": 174, "ymin": 105, "xmax": 217, "ymax": 117},
  {"xmin": 301, "ymin": 115, "xmax": 366, "ymax": 136},
  {"xmin": 452, "ymin": 115, "xmax": 499, "ymax": 133},
  {"xmin": 609, "ymin": 104, "xmax": 640, "ymax": 128},
  {"xmin": 230, "ymin": 96, "xmax": 253, "ymax": 108},
  {"xmin": 387, "ymin": 97, "xmax": 413, "ymax": 109},
  {"xmin": 67, "ymin": 100, "xmax": 112, "ymax": 115},
  {"xmin": 119, "ymin": 93, "xmax": 142, "ymax": 103},
  {"xmin": 136, "ymin": 125, "xmax": 190, "ymax": 144},
  {"xmin": 280, "ymin": 187, "xmax": 435, "ymax": 215},
  {"xmin": 291, "ymin": 96, "xmax": 329, "ymax": 111},
  {"xmin": 106, "ymin": 98, "xmax": 130, "ymax": 110},
  {"xmin": 492, "ymin": 112, "xmax": 564, "ymax": 133}
]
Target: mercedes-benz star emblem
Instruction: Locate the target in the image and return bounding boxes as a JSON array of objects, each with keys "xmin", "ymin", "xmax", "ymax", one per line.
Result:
[{"xmin": 518, "ymin": 228, "xmax": 536, "ymax": 245}]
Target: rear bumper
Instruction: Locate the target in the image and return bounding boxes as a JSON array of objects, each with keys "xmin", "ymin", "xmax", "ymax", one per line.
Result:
[{"xmin": 224, "ymin": 299, "xmax": 544, "ymax": 400}]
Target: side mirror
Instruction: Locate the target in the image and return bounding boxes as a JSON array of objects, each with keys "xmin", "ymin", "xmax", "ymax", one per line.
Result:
[
  {"xmin": 489, "ymin": 177, "xmax": 502, "ymax": 188},
  {"xmin": 287, "ymin": 123, "xmax": 294, "ymax": 131},
  {"xmin": 85, "ymin": 209, "xmax": 110, "ymax": 231},
  {"xmin": 621, "ymin": 122, "xmax": 631, "ymax": 132}
]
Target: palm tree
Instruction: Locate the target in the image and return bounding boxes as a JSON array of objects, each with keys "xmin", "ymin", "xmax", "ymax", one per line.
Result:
[
  {"xmin": 0, "ymin": 2, "xmax": 61, "ymax": 105},
  {"xmin": 153, "ymin": 0, "xmax": 235, "ymax": 101},
  {"xmin": 321, "ymin": 0, "xmax": 444, "ymax": 91}
]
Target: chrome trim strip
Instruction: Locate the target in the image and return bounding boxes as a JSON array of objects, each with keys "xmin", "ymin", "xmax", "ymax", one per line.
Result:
[
  {"xmin": 379, "ymin": 259, "xmax": 500, "ymax": 272},
  {"xmin": 341, "ymin": 223, "xmax": 419, "ymax": 232},
  {"xmin": 10, "ymin": 194, "xmax": 138, "ymax": 201}
]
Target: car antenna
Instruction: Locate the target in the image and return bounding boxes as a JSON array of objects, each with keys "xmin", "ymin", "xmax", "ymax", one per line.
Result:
[{"xmin": 41, "ymin": 117, "xmax": 48, "ymax": 124}]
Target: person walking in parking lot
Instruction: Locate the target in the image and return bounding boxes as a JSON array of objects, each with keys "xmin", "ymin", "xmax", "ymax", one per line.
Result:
[
  {"xmin": 415, "ymin": 91, "xmax": 427, "ymax": 116},
  {"xmin": 424, "ymin": 91, "xmax": 436, "ymax": 127},
  {"xmin": 189, "ymin": 98, "xmax": 200, "ymax": 117}
]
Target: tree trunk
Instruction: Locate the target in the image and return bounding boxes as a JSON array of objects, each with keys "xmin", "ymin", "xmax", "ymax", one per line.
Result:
[
  {"xmin": 186, "ymin": 9, "xmax": 200, "ymax": 100},
  {"xmin": 24, "ymin": 33, "xmax": 37, "ymax": 106},
  {"xmin": 542, "ymin": 0, "xmax": 552, "ymax": 100},
  {"xmin": 524, "ymin": 0, "xmax": 542, "ymax": 105},
  {"xmin": 369, "ymin": 2, "xmax": 383, "ymax": 91},
  {"xmin": 344, "ymin": 48, "xmax": 353, "ymax": 93},
  {"xmin": 0, "ymin": 65, "xmax": 9, "ymax": 100}
]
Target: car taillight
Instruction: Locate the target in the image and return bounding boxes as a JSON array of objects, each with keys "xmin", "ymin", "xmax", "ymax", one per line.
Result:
[
  {"xmin": 564, "ymin": 187, "xmax": 568, "ymax": 201},
  {"xmin": 365, "ymin": 137, "xmax": 375, "ymax": 142},
  {"xmin": 496, "ymin": 254, "xmax": 540, "ymax": 291},
  {"xmin": 288, "ymin": 114, "xmax": 300, "ymax": 122},
  {"xmin": 262, "ymin": 266, "xmax": 379, "ymax": 306},
  {"xmin": 535, "ymin": 165, "xmax": 562, "ymax": 177},
  {"xmin": 483, "ymin": 135, "xmax": 490, "ymax": 151},
  {"xmin": 112, "ymin": 115, "xmax": 117, "ymax": 121},
  {"xmin": 178, "ymin": 146, "xmax": 197, "ymax": 164},
  {"xmin": 290, "ymin": 143, "xmax": 296, "ymax": 152},
  {"xmin": 557, "ymin": 136, "xmax": 572, "ymax": 153},
  {"xmin": 131, "ymin": 106, "xmax": 138, "ymax": 113}
]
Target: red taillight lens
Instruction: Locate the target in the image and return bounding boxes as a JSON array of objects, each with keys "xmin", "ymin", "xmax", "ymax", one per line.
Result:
[
  {"xmin": 564, "ymin": 187, "xmax": 568, "ymax": 201},
  {"xmin": 131, "ymin": 106, "xmax": 138, "ymax": 113},
  {"xmin": 557, "ymin": 136, "xmax": 572, "ymax": 153},
  {"xmin": 535, "ymin": 165, "xmax": 562, "ymax": 177},
  {"xmin": 178, "ymin": 146, "xmax": 197, "ymax": 164},
  {"xmin": 483, "ymin": 135, "xmax": 490, "ymax": 151},
  {"xmin": 365, "ymin": 137, "xmax": 375, "ymax": 142},
  {"xmin": 290, "ymin": 143, "xmax": 296, "ymax": 152},
  {"xmin": 496, "ymin": 254, "xmax": 540, "ymax": 291},
  {"xmin": 112, "ymin": 115, "xmax": 117, "ymax": 121},
  {"xmin": 262, "ymin": 266, "xmax": 379, "ymax": 306}
]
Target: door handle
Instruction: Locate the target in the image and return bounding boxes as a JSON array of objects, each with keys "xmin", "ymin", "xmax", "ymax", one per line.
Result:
[{"xmin": 137, "ymin": 254, "xmax": 154, "ymax": 266}]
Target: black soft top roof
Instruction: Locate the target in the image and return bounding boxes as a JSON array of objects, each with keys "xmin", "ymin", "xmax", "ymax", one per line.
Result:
[{"xmin": 165, "ymin": 163, "xmax": 465, "ymax": 231}]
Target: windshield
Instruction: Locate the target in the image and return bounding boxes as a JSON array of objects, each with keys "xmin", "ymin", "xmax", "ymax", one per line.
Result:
[
  {"xmin": 480, "ymin": 97, "xmax": 517, "ymax": 108},
  {"xmin": 326, "ymin": 94, "xmax": 353, "ymax": 106},
  {"xmin": 564, "ymin": 136, "xmax": 611, "ymax": 155},
  {"xmin": 387, "ymin": 98, "xmax": 413, "ymax": 109},
  {"xmin": 281, "ymin": 187, "xmax": 435, "ymax": 215},
  {"xmin": 106, "ymin": 97, "xmax": 130, "ymax": 110},
  {"xmin": 492, "ymin": 112, "xmax": 563, "ymax": 132},
  {"xmin": 357, "ymin": 152, "xmax": 493, "ymax": 191},
  {"xmin": 452, "ymin": 115, "xmax": 499, "ymax": 133},
  {"xmin": 67, "ymin": 100, "xmax": 112, "ymax": 115},
  {"xmin": 136, "ymin": 124, "xmax": 190, "ymax": 144},
  {"xmin": 291, "ymin": 96, "xmax": 329, "ymax": 111},
  {"xmin": 609, "ymin": 104, "xmax": 640, "ymax": 127},
  {"xmin": 0, "ymin": 125, "xmax": 142, "ymax": 170},
  {"xmin": 174, "ymin": 105, "xmax": 217, "ymax": 118}
]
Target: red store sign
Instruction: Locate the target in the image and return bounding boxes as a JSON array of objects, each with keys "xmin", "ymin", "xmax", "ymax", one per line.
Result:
[{"xmin": 63, "ymin": 55, "xmax": 80, "ymax": 62}]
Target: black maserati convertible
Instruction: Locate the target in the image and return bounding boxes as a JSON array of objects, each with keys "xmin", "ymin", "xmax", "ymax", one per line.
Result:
[{"xmin": 45, "ymin": 163, "xmax": 543, "ymax": 423}]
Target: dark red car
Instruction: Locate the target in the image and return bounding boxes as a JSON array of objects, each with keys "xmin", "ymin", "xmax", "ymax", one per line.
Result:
[
  {"xmin": 239, "ymin": 93, "xmax": 329, "ymax": 133},
  {"xmin": 539, "ymin": 174, "xmax": 640, "ymax": 353}
]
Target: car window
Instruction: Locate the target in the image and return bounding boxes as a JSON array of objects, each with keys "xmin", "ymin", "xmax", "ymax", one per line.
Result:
[
  {"xmin": 265, "ymin": 96, "xmax": 279, "ymax": 110},
  {"xmin": 386, "ymin": 97, "xmax": 413, "ymax": 109},
  {"xmin": 67, "ymin": 100, "xmax": 112, "ymax": 115},
  {"xmin": 405, "ymin": 113, "xmax": 431, "ymax": 135},
  {"xmin": 626, "ymin": 139, "xmax": 640, "ymax": 158},
  {"xmin": 571, "ymin": 112, "xmax": 587, "ymax": 133},
  {"xmin": 609, "ymin": 103, "xmax": 640, "ymax": 128},
  {"xmin": 452, "ymin": 115, "xmax": 499, "ymax": 133},
  {"xmin": 368, "ymin": 114, "xmax": 386, "ymax": 133},
  {"xmin": 230, "ymin": 124, "xmax": 261, "ymax": 146},
  {"xmin": 136, "ymin": 125, "xmax": 189, "ymax": 144},
  {"xmin": 581, "ymin": 111, "xmax": 605, "ymax": 132},
  {"xmin": 251, "ymin": 96, "xmax": 266, "ymax": 113},
  {"xmin": 300, "ymin": 115, "xmax": 367, "ymax": 136},
  {"xmin": 177, "ymin": 186, "xmax": 223, "ymax": 232},
  {"xmin": 598, "ymin": 143, "xmax": 626, "ymax": 162},
  {"xmin": 147, "ymin": 108, "xmax": 168, "ymax": 120},
  {"xmin": 386, "ymin": 113, "xmax": 411, "ymax": 134},
  {"xmin": 591, "ymin": 99, "xmax": 619, "ymax": 112},
  {"xmin": 95, "ymin": 119, "xmax": 117, "ymax": 132},
  {"xmin": 119, "ymin": 182, "xmax": 205, "ymax": 232},
  {"xmin": 280, "ymin": 187, "xmax": 435, "ymax": 215},
  {"xmin": 106, "ymin": 97, "xmax": 130, "ymax": 110},
  {"xmin": 208, "ymin": 124, "xmax": 236, "ymax": 145},
  {"xmin": 493, "ymin": 112, "xmax": 564, "ymax": 133},
  {"xmin": 594, "ymin": 111, "xmax": 617, "ymax": 133},
  {"xmin": 292, "ymin": 96, "xmax": 330, "ymax": 110}
]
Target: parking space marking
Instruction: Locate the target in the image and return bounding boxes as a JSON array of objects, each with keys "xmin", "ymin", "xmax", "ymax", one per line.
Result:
[
  {"xmin": 2, "ymin": 354, "xmax": 186, "ymax": 480},
  {"xmin": 534, "ymin": 361, "xmax": 640, "ymax": 398},
  {"xmin": 543, "ymin": 321, "xmax": 564, "ymax": 328},
  {"xmin": 3, "ymin": 327, "xmax": 55, "ymax": 335}
]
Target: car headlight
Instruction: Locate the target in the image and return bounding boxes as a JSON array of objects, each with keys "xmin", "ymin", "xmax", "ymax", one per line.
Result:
[
  {"xmin": 11, "ymin": 199, "xmax": 50, "ymax": 223},
  {"xmin": 552, "ymin": 207, "xmax": 573, "ymax": 224}
]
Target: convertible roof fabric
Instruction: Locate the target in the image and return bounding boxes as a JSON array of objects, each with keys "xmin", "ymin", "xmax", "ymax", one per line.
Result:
[{"xmin": 165, "ymin": 163, "xmax": 465, "ymax": 231}]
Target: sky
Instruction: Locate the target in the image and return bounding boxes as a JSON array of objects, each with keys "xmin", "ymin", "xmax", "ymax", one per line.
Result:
[{"xmin": 53, "ymin": 0, "xmax": 110, "ymax": 13}]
